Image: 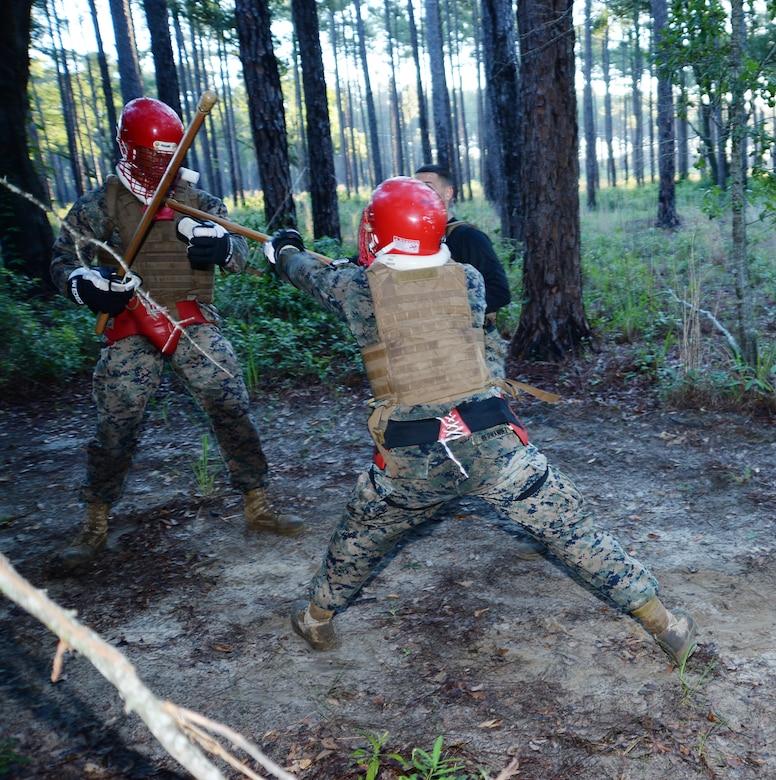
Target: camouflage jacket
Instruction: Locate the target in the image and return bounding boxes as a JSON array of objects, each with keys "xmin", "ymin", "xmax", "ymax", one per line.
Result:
[{"xmin": 50, "ymin": 178, "xmax": 249, "ymax": 297}]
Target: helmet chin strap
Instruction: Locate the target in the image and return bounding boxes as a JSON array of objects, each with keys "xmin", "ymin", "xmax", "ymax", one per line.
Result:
[{"xmin": 375, "ymin": 243, "xmax": 450, "ymax": 270}]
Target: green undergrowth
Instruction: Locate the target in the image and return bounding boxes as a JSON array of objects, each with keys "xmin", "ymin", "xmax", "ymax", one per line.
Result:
[
  {"xmin": 1, "ymin": 183, "xmax": 774, "ymax": 412},
  {"xmin": 578, "ymin": 181, "xmax": 776, "ymax": 411}
]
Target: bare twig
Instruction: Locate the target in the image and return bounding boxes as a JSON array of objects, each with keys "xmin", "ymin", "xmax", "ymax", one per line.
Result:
[
  {"xmin": 665, "ymin": 288, "xmax": 741, "ymax": 358},
  {"xmin": 163, "ymin": 704, "xmax": 297, "ymax": 780},
  {"xmin": 0, "ymin": 552, "xmax": 296, "ymax": 780}
]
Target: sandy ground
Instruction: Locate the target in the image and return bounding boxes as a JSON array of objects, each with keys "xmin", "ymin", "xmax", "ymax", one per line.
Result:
[{"xmin": 1, "ymin": 375, "xmax": 775, "ymax": 779}]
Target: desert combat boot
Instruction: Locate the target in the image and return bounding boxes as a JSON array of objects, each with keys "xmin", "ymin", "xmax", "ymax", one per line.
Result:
[
  {"xmin": 632, "ymin": 595, "xmax": 698, "ymax": 665},
  {"xmin": 291, "ymin": 600, "xmax": 336, "ymax": 650},
  {"xmin": 61, "ymin": 502, "xmax": 109, "ymax": 568},
  {"xmin": 244, "ymin": 487, "xmax": 304, "ymax": 535}
]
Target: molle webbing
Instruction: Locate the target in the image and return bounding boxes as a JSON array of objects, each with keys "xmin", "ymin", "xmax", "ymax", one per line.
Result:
[
  {"xmin": 105, "ymin": 176, "xmax": 215, "ymax": 309},
  {"xmin": 362, "ymin": 262, "xmax": 491, "ymax": 406}
]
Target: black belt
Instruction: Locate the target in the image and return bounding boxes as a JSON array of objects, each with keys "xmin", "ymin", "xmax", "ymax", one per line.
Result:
[{"xmin": 382, "ymin": 396, "xmax": 524, "ymax": 449}]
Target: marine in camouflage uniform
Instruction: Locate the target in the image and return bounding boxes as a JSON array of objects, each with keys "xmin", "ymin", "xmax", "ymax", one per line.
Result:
[
  {"xmin": 50, "ymin": 98, "xmax": 302, "ymax": 569},
  {"xmin": 265, "ymin": 177, "xmax": 697, "ymax": 667}
]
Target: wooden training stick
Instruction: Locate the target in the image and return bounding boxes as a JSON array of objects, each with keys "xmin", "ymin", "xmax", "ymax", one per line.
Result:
[{"xmin": 165, "ymin": 199, "xmax": 334, "ymax": 265}]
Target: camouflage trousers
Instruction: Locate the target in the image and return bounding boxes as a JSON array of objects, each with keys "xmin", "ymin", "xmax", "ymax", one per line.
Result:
[
  {"xmin": 309, "ymin": 424, "xmax": 659, "ymax": 614},
  {"xmin": 82, "ymin": 326, "xmax": 268, "ymax": 503}
]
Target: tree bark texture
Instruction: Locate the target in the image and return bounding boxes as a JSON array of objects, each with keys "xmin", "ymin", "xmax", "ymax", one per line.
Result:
[
  {"xmin": 408, "ymin": 0, "xmax": 433, "ymax": 166},
  {"xmin": 353, "ymin": 0, "xmax": 383, "ymax": 186},
  {"xmin": 425, "ymin": 0, "xmax": 453, "ymax": 170},
  {"xmin": 142, "ymin": 0, "xmax": 182, "ymax": 117},
  {"xmin": 512, "ymin": 0, "xmax": 593, "ymax": 362},
  {"xmin": 107, "ymin": 0, "xmax": 144, "ymax": 103},
  {"xmin": 652, "ymin": 0, "xmax": 679, "ymax": 228},
  {"xmin": 480, "ymin": 0, "xmax": 521, "ymax": 241},
  {"xmin": 292, "ymin": 0, "xmax": 341, "ymax": 239},
  {"xmin": 729, "ymin": 0, "xmax": 757, "ymax": 365},
  {"xmin": 234, "ymin": 0, "xmax": 296, "ymax": 230},
  {"xmin": 583, "ymin": 0, "xmax": 597, "ymax": 209},
  {"xmin": 1, "ymin": 0, "xmax": 56, "ymax": 285}
]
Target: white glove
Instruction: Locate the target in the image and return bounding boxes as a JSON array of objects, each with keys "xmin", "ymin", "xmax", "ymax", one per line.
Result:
[
  {"xmin": 176, "ymin": 216, "xmax": 233, "ymax": 269},
  {"xmin": 263, "ymin": 229, "xmax": 305, "ymax": 266}
]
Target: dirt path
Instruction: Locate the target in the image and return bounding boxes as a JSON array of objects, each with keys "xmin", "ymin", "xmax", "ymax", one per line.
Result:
[{"xmin": 1, "ymin": 376, "xmax": 774, "ymax": 779}]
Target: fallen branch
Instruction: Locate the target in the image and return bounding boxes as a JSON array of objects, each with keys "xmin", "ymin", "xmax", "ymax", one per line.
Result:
[
  {"xmin": 0, "ymin": 552, "xmax": 296, "ymax": 780},
  {"xmin": 664, "ymin": 288, "xmax": 741, "ymax": 358}
]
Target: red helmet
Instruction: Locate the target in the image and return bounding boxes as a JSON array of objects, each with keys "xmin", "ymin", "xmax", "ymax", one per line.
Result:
[
  {"xmin": 358, "ymin": 176, "xmax": 448, "ymax": 267},
  {"xmin": 116, "ymin": 98, "xmax": 184, "ymax": 202}
]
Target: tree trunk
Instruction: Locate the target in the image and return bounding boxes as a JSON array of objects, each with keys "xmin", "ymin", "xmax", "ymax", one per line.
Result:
[
  {"xmin": 480, "ymin": 0, "xmax": 521, "ymax": 240},
  {"xmin": 424, "ymin": 0, "xmax": 453, "ymax": 170},
  {"xmin": 443, "ymin": 0, "xmax": 462, "ymax": 190},
  {"xmin": 107, "ymin": 0, "xmax": 144, "ymax": 103},
  {"xmin": 74, "ymin": 53, "xmax": 103, "ymax": 186},
  {"xmin": 291, "ymin": 37, "xmax": 309, "ymax": 193},
  {"xmin": 28, "ymin": 79, "xmax": 60, "ymax": 202},
  {"xmin": 448, "ymin": 0, "xmax": 472, "ymax": 199},
  {"xmin": 384, "ymin": 0, "xmax": 406, "ymax": 176},
  {"xmin": 630, "ymin": 13, "xmax": 644, "ymax": 186},
  {"xmin": 603, "ymin": 24, "xmax": 617, "ymax": 188},
  {"xmin": 291, "ymin": 0, "xmax": 341, "ymax": 240},
  {"xmin": 142, "ymin": 0, "xmax": 182, "ymax": 117},
  {"xmin": 188, "ymin": 17, "xmax": 218, "ymax": 194},
  {"xmin": 344, "ymin": 23, "xmax": 361, "ymax": 195},
  {"xmin": 353, "ymin": 0, "xmax": 383, "ymax": 186},
  {"xmin": 677, "ymin": 71, "xmax": 689, "ymax": 180},
  {"xmin": 0, "ymin": 0, "xmax": 55, "ymax": 285},
  {"xmin": 407, "ymin": 0, "xmax": 433, "ymax": 166},
  {"xmin": 87, "ymin": 0, "xmax": 120, "ymax": 164},
  {"xmin": 729, "ymin": 0, "xmax": 757, "ymax": 365},
  {"xmin": 511, "ymin": 0, "xmax": 593, "ymax": 362},
  {"xmin": 45, "ymin": 2, "xmax": 88, "ymax": 198},
  {"xmin": 216, "ymin": 36, "xmax": 244, "ymax": 207},
  {"xmin": 329, "ymin": 7, "xmax": 352, "ymax": 197},
  {"xmin": 583, "ymin": 0, "xmax": 597, "ymax": 210},
  {"xmin": 652, "ymin": 0, "xmax": 679, "ymax": 228},
  {"xmin": 648, "ymin": 73, "xmax": 655, "ymax": 182},
  {"xmin": 472, "ymin": 1, "xmax": 490, "ymax": 193},
  {"xmin": 171, "ymin": 8, "xmax": 202, "ymax": 178},
  {"xmin": 234, "ymin": 0, "xmax": 296, "ymax": 230},
  {"xmin": 715, "ymin": 103, "xmax": 728, "ymax": 187},
  {"xmin": 698, "ymin": 103, "xmax": 719, "ymax": 184}
]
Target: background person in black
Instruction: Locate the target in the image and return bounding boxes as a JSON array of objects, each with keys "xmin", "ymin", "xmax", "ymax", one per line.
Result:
[{"xmin": 414, "ymin": 164, "xmax": 511, "ymax": 318}]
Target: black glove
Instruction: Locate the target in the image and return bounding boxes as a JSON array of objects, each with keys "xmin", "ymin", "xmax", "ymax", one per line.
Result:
[
  {"xmin": 176, "ymin": 216, "xmax": 233, "ymax": 270},
  {"xmin": 263, "ymin": 228, "xmax": 305, "ymax": 267},
  {"xmin": 66, "ymin": 267, "xmax": 142, "ymax": 315}
]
